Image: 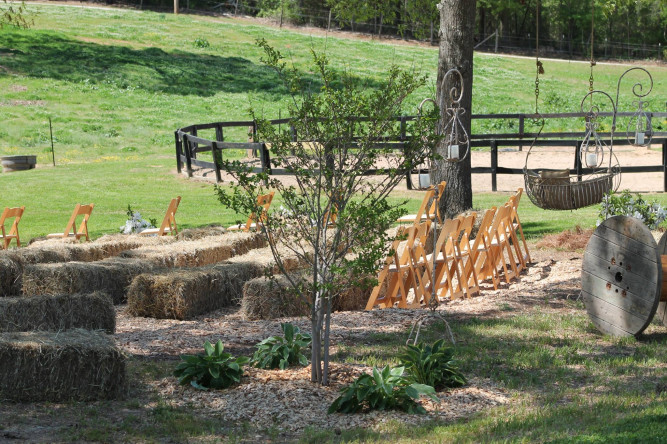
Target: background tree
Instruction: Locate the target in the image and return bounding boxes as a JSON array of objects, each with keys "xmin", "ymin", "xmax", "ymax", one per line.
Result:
[
  {"xmin": 216, "ymin": 40, "xmax": 440, "ymax": 386},
  {"xmin": 433, "ymin": 0, "xmax": 476, "ymax": 218}
]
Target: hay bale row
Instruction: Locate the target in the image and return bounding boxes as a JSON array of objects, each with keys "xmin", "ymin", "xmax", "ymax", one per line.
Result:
[
  {"xmin": 0, "ymin": 292, "xmax": 115, "ymax": 333},
  {"xmin": 0, "ymin": 329, "xmax": 126, "ymax": 402},
  {"xmin": 241, "ymin": 273, "xmax": 371, "ymax": 320},
  {"xmin": 22, "ymin": 258, "xmax": 156, "ymax": 304},
  {"xmin": 127, "ymin": 245, "xmax": 308, "ymax": 320},
  {"xmin": 20, "ymin": 233, "xmax": 175, "ymax": 264},
  {"xmin": 127, "ymin": 262, "xmax": 266, "ymax": 320},
  {"xmin": 119, "ymin": 232, "xmax": 266, "ymax": 268}
]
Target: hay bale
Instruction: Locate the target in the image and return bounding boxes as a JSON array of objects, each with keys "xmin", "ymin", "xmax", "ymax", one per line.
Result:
[
  {"xmin": 0, "ymin": 256, "xmax": 22, "ymax": 296},
  {"xmin": 126, "ymin": 244, "xmax": 307, "ymax": 320},
  {"xmin": 22, "ymin": 258, "xmax": 156, "ymax": 304},
  {"xmin": 176, "ymin": 225, "xmax": 226, "ymax": 241},
  {"xmin": 120, "ymin": 232, "xmax": 266, "ymax": 268},
  {"xmin": 241, "ymin": 272, "xmax": 371, "ymax": 320},
  {"xmin": 0, "ymin": 329, "xmax": 126, "ymax": 402},
  {"xmin": 241, "ymin": 275, "xmax": 311, "ymax": 321},
  {"xmin": 0, "ymin": 292, "xmax": 115, "ymax": 333},
  {"xmin": 127, "ymin": 262, "xmax": 265, "ymax": 320},
  {"xmin": 21, "ymin": 234, "xmax": 175, "ymax": 264}
]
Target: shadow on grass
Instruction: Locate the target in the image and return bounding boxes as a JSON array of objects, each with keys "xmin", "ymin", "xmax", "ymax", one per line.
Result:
[{"xmin": 0, "ymin": 30, "xmax": 324, "ymax": 97}]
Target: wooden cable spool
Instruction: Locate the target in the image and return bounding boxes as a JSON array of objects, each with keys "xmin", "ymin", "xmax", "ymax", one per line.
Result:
[{"xmin": 582, "ymin": 215, "xmax": 666, "ymax": 337}]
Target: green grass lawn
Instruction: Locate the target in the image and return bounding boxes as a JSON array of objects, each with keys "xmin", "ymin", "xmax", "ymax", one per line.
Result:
[{"xmin": 0, "ymin": 4, "xmax": 665, "ymax": 240}]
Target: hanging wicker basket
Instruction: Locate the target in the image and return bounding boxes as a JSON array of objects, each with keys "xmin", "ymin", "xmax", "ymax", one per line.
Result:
[{"xmin": 523, "ymin": 165, "xmax": 621, "ymax": 211}]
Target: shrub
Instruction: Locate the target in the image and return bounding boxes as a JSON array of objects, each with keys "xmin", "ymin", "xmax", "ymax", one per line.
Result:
[
  {"xmin": 251, "ymin": 323, "xmax": 311, "ymax": 369},
  {"xmin": 328, "ymin": 366, "xmax": 437, "ymax": 414},
  {"xmin": 598, "ymin": 189, "xmax": 667, "ymax": 230},
  {"xmin": 400, "ymin": 339, "xmax": 466, "ymax": 390},
  {"xmin": 173, "ymin": 340, "xmax": 249, "ymax": 390}
]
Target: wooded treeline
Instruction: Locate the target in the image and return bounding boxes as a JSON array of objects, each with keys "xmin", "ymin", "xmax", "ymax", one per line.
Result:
[{"xmin": 117, "ymin": 0, "xmax": 665, "ymax": 58}]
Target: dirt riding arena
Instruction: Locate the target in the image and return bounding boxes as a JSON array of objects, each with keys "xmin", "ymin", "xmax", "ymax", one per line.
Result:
[{"xmin": 187, "ymin": 144, "xmax": 666, "ymax": 193}]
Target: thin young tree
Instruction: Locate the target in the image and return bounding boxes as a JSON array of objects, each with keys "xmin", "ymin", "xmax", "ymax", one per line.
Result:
[
  {"xmin": 216, "ymin": 39, "xmax": 440, "ymax": 385},
  {"xmin": 1, "ymin": 0, "xmax": 31, "ymax": 28}
]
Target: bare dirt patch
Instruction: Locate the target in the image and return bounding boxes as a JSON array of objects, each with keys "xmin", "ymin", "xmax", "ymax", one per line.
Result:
[{"xmin": 183, "ymin": 145, "xmax": 666, "ymax": 193}]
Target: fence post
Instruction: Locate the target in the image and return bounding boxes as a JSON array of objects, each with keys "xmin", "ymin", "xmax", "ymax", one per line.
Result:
[
  {"xmin": 190, "ymin": 127, "xmax": 198, "ymax": 159},
  {"xmin": 575, "ymin": 141, "xmax": 582, "ymax": 182},
  {"xmin": 662, "ymin": 139, "xmax": 667, "ymax": 192},
  {"xmin": 494, "ymin": 29, "xmax": 498, "ymax": 53},
  {"xmin": 212, "ymin": 142, "xmax": 222, "ymax": 183},
  {"xmin": 183, "ymin": 135, "xmax": 193, "ymax": 178},
  {"xmin": 175, "ymin": 131, "xmax": 182, "ymax": 174},
  {"xmin": 215, "ymin": 124, "xmax": 223, "ymax": 142},
  {"xmin": 491, "ymin": 140, "xmax": 498, "ymax": 192},
  {"xmin": 518, "ymin": 115, "xmax": 525, "ymax": 152}
]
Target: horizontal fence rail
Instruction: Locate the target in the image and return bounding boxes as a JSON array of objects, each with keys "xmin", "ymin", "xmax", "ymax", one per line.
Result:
[{"xmin": 175, "ymin": 112, "xmax": 667, "ymax": 191}]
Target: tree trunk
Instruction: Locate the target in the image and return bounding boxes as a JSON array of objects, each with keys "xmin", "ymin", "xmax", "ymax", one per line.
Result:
[{"xmin": 434, "ymin": 0, "xmax": 476, "ymax": 219}]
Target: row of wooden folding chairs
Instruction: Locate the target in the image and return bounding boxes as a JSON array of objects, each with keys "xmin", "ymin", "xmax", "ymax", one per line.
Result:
[
  {"xmin": 366, "ymin": 188, "xmax": 531, "ymax": 310},
  {"xmin": 0, "ymin": 197, "xmax": 183, "ymax": 249}
]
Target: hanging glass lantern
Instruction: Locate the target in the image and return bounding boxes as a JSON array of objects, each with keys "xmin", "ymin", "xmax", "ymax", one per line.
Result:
[
  {"xmin": 580, "ymin": 114, "xmax": 606, "ymax": 169},
  {"xmin": 440, "ymin": 68, "xmax": 470, "ymax": 163},
  {"xmin": 627, "ymin": 100, "xmax": 652, "ymax": 147}
]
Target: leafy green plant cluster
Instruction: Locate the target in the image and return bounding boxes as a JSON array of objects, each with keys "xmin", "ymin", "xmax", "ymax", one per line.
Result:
[
  {"xmin": 598, "ymin": 189, "xmax": 667, "ymax": 230},
  {"xmin": 400, "ymin": 339, "xmax": 467, "ymax": 390},
  {"xmin": 173, "ymin": 323, "xmax": 310, "ymax": 391},
  {"xmin": 328, "ymin": 366, "xmax": 437, "ymax": 414},
  {"xmin": 173, "ymin": 340, "xmax": 249, "ymax": 391},
  {"xmin": 251, "ymin": 322, "xmax": 312, "ymax": 370}
]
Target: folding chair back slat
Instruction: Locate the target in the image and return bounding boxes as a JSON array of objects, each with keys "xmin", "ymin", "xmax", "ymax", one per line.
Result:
[
  {"xmin": 508, "ymin": 188, "xmax": 531, "ymax": 265},
  {"xmin": 139, "ymin": 196, "xmax": 181, "ymax": 236},
  {"xmin": 0, "ymin": 206, "xmax": 25, "ymax": 249},
  {"xmin": 228, "ymin": 192, "xmax": 275, "ymax": 232},
  {"xmin": 48, "ymin": 204, "xmax": 94, "ymax": 242}
]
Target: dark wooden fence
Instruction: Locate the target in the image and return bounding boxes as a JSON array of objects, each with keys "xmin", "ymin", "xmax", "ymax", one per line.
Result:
[{"xmin": 175, "ymin": 112, "xmax": 667, "ymax": 191}]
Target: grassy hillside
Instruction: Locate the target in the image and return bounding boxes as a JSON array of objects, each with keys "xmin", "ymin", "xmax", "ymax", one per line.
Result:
[{"xmin": 0, "ymin": 4, "xmax": 665, "ymax": 240}]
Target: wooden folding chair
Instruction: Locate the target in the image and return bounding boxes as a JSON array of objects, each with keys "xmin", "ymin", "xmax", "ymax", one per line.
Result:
[
  {"xmin": 47, "ymin": 204, "xmax": 94, "ymax": 242},
  {"xmin": 0, "ymin": 206, "xmax": 24, "ymax": 249},
  {"xmin": 508, "ymin": 188, "xmax": 531, "ymax": 266},
  {"xmin": 449, "ymin": 212, "xmax": 480, "ymax": 298},
  {"xmin": 396, "ymin": 181, "xmax": 446, "ymax": 225},
  {"xmin": 139, "ymin": 196, "xmax": 181, "ymax": 236},
  {"xmin": 470, "ymin": 207, "xmax": 501, "ymax": 290},
  {"xmin": 366, "ymin": 221, "xmax": 430, "ymax": 309},
  {"xmin": 481, "ymin": 205, "xmax": 518, "ymax": 287},
  {"xmin": 419, "ymin": 218, "xmax": 462, "ymax": 302},
  {"xmin": 227, "ymin": 192, "xmax": 275, "ymax": 232}
]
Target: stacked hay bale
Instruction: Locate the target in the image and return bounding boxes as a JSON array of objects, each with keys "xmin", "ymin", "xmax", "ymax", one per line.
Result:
[
  {"xmin": 0, "ymin": 329, "xmax": 126, "ymax": 401},
  {"xmin": 0, "ymin": 234, "xmax": 175, "ymax": 296},
  {"xmin": 119, "ymin": 232, "xmax": 265, "ymax": 267},
  {"xmin": 0, "ymin": 292, "xmax": 115, "ymax": 333},
  {"xmin": 22, "ymin": 258, "xmax": 156, "ymax": 304},
  {"xmin": 127, "ymin": 245, "xmax": 306, "ymax": 320},
  {"xmin": 241, "ymin": 272, "xmax": 371, "ymax": 320},
  {"xmin": 21, "ymin": 232, "xmax": 266, "ymax": 304}
]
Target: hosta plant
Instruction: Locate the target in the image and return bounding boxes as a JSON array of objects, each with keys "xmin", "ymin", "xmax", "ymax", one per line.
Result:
[
  {"xmin": 173, "ymin": 340, "xmax": 249, "ymax": 390},
  {"xmin": 252, "ymin": 323, "xmax": 311, "ymax": 370},
  {"xmin": 328, "ymin": 366, "xmax": 438, "ymax": 414},
  {"xmin": 400, "ymin": 339, "xmax": 467, "ymax": 390}
]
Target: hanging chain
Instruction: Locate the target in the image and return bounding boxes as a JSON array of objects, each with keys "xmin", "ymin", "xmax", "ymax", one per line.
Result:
[
  {"xmin": 589, "ymin": 0, "xmax": 596, "ymax": 104},
  {"xmin": 534, "ymin": 0, "xmax": 543, "ymax": 114}
]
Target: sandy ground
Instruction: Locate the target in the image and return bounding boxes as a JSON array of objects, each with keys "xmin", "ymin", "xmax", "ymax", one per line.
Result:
[{"xmin": 188, "ymin": 144, "xmax": 666, "ymax": 193}]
